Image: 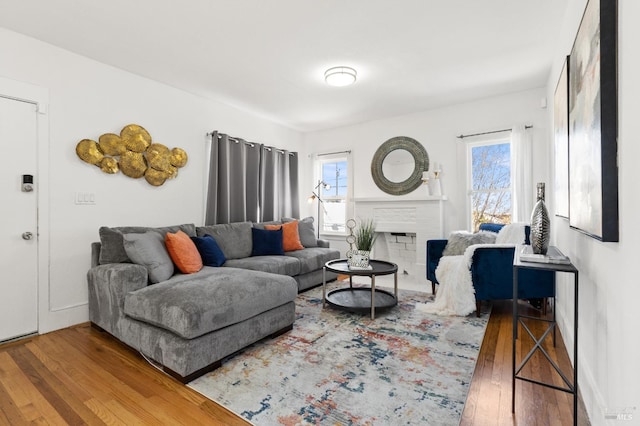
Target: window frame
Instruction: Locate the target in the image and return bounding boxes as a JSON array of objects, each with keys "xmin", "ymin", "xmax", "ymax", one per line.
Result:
[
  {"xmin": 466, "ymin": 136, "xmax": 512, "ymax": 231},
  {"xmin": 315, "ymin": 152, "xmax": 352, "ymax": 236}
]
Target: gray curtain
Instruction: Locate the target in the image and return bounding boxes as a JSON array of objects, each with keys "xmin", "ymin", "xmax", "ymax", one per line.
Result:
[
  {"xmin": 259, "ymin": 146, "xmax": 300, "ymax": 221},
  {"xmin": 205, "ymin": 131, "xmax": 261, "ymax": 225}
]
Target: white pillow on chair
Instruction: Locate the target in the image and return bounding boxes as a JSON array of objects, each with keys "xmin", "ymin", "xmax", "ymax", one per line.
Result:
[{"xmin": 495, "ymin": 223, "xmax": 528, "ymax": 245}]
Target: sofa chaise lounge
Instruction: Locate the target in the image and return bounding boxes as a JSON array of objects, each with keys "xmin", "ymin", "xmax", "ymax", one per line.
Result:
[{"xmin": 88, "ymin": 220, "xmax": 339, "ymax": 382}]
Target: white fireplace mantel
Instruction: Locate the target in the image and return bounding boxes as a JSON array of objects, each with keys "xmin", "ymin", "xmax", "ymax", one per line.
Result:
[
  {"xmin": 353, "ymin": 195, "xmax": 447, "ymax": 203},
  {"xmin": 354, "ymin": 196, "xmax": 447, "ymax": 236}
]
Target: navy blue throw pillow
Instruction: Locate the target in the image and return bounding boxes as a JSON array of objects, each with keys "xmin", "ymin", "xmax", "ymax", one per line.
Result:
[
  {"xmin": 251, "ymin": 227, "xmax": 284, "ymax": 256},
  {"xmin": 191, "ymin": 235, "xmax": 226, "ymax": 267}
]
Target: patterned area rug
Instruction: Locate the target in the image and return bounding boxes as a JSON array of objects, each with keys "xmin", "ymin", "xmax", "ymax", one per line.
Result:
[{"xmin": 188, "ymin": 284, "xmax": 489, "ymax": 425}]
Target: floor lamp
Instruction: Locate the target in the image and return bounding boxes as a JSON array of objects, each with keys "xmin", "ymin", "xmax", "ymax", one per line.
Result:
[{"xmin": 308, "ymin": 180, "xmax": 331, "ymax": 238}]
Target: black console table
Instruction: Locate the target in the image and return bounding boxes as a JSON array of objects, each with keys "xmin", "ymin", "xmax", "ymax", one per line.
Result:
[
  {"xmin": 512, "ymin": 246, "xmax": 579, "ymax": 426},
  {"xmin": 323, "ymin": 259, "xmax": 398, "ymax": 319}
]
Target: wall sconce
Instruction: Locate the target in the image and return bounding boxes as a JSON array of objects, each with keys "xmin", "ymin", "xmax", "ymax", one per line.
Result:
[
  {"xmin": 421, "ymin": 171, "xmax": 429, "ymax": 185},
  {"xmin": 431, "ymin": 163, "xmax": 443, "ymax": 196},
  {"xmin": 432, "ymin": 162, "xmax": 442, "ymax": 179}
]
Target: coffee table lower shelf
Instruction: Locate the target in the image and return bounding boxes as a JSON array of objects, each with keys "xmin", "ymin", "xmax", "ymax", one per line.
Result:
[{"xmin": 325, "ymin": 288, "xmax": 397, "ymax": 314}]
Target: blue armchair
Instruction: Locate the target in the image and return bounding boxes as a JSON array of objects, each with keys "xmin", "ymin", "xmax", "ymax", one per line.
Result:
[{"xmin": 426, "ymin": 223, "xmax": 555, "ymax": 316}]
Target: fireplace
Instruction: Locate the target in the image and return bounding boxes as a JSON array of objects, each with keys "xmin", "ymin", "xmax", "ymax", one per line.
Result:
[
  {"xmin": 380, "ymin": 232, "xmax": 417, "ymax": 276},
  {"xmin": 354, "ymin": 196, "xmax": 446, "ymax": 279}
]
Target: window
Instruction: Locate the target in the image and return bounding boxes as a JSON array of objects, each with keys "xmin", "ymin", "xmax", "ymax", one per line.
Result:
[
  {"xmin": 468, "ymin": 140, "xmax": 511, "ymax": 231},
  {"xmin": 317, "ymin": 156, "xmax": 349, "ymax": 234}
]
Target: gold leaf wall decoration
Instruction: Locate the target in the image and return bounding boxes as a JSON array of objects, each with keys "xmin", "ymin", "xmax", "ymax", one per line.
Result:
[
  {"xmin": 99, "ymin": 157, "xmax": 119, "ymax": 174},
  {"xmin": 121, "ymin": 124, "xmax": 152, "ymax": 152},
  {"xmin": 119, "ymin": 151, "xmax": 147, "ymax": 178},
  {"xmin": 76, "ymin": 139, "xmax": 104, "ymax": 165},
  {"xmin": 170, "ymin": 147, "xmax": 188, "ymax": 168},
  {"xmin": 98, "ymin": 133, "xmax": 126, "ymax": 156},
  {"xmin": 146, "ymin": 143, "xmax": 172, "ymax": 171},
  {"xmin": 75, "ymin": 124, "xmax": 188, "ymax": 186}
]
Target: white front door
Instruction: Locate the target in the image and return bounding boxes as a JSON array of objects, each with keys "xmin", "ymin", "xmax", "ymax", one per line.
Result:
[{"xmin": 0, "ymin": 95, "xmax": 38, "ymax": 342}]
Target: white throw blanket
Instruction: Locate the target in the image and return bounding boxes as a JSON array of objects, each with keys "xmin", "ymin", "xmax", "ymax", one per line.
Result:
[
  {"xmin": 416, "ymin": 255, "xmax": 476, "ymax": 316},
  {"xmin": 417, "ymin": 223, "xmax": 528, "ymax": 316}
]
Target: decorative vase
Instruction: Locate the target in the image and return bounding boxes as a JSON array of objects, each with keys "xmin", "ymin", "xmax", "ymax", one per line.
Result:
[{"xmin": 530, "ymin": 182, "xmax": 550, "ymax": 255}]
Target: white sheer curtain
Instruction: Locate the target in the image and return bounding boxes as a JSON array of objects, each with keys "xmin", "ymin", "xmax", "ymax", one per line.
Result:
[{"xmin": 510, "ymin": 124, "xmax": 533, "ymax": 222}]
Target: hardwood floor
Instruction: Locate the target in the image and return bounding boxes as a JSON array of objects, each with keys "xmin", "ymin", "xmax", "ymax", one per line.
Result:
[
  {"xmin": 0, "ymin": 325, "xmax": 248, "ymax": 425},
  {"xmin": 0, "ymin": 300, "xmax": 587, "ymax": 425},
  {"xmin": 461, "ymin": 300, "xmax": 589, "ymax": 426}
]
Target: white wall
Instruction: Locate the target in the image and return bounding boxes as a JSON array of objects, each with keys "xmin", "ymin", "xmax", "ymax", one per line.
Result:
[
  {"xmin": 547, "ymin": 1, "xmax": 640, "ymax": 424},
  {"xmin": 0, "ymin": 28, "xmax": 301, "ymax": 333},
  {"xmin": 300, "ymin": 87, "xmax": 550, "ymax": 248}
]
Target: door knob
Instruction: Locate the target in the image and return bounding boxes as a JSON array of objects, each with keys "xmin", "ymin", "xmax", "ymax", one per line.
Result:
[{"xmin": 22, "ymin": 232, "xmax": 33, "ymax": 240}]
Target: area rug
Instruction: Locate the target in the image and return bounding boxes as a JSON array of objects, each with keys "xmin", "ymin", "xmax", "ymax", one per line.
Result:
[{"xmin": 188, "ymin": 284, "xmax": 489, "ymax": 425}]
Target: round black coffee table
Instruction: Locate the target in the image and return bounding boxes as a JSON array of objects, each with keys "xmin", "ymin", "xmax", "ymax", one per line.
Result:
[{"xmin": 323, "ymin": 259, "xmax": 398, "ymax": 319}]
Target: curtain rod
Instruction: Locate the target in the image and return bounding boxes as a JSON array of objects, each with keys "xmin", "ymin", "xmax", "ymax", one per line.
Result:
[
  {"xmin": 456, "ymin": 125, "xmax": 533, "ymax": 139},
  {"xmin": 206, "ymin": 131, "xmax": 295, "ymax": 156},
  {"xmin": 206, "ymin": 131, "xmax": 242, "ymax": 141},
  {"xmin": 263, "ymin": 145, "xmax": 296, "ymax": 156},
  {"xmin": 206, "ymin": 131, "xmax": 256, "ymax": 148},
  {"xmin": 315, "ymin": 150, "xmax": 352, "ymax": 157}
]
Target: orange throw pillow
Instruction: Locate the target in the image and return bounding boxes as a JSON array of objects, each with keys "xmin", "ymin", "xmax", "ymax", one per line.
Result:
[
  {"xmin": 165, "ymin": 230, "xmax": 203, "ymax": 274},
  {"xmin": 265, "ymin": 221, "xmax": 304, "ymax": 252}
]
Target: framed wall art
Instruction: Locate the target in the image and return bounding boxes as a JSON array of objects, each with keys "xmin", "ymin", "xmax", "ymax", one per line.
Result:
[
  {"xmin": 568, "ymin": 0, "xmax": 618, "ymax": 242},
  {"xmin": 554, "ymin": 56, "xmax": 570, "ymax": 219}
]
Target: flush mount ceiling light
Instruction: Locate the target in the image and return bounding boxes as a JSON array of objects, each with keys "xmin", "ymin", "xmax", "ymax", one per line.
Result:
[{"xmin": 324, "ymin": 66, "xmax": 357, "ymax": 87}]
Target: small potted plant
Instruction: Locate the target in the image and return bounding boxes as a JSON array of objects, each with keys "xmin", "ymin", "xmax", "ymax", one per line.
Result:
[
  {"xmin": 347, "ymin": 218, "xmax": 377, "ymax": 269},
  {"xmin": 355, "ymin": 218, "xmax": 377, "ymax": 252}
]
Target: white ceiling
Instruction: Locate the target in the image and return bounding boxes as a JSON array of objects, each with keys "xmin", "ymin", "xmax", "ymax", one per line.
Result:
[{"xmin": 0, "ymin": 0, "xmax": 567, "ymax": 132}]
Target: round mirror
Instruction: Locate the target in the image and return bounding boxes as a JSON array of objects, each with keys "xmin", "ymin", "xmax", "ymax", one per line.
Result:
[
  {"xmin": 371, "ymin": 136, "xmax": 429, "ymax": 195},
  {"xmin": 381, "ymin": 149, "xmax": 414, "ymax": 183}
]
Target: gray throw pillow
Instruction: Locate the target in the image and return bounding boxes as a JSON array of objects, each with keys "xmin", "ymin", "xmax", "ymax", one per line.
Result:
[
  {"xmin": 98, "ymin": 226, "xmax": 133, "ymax": 264},
  {"xmin": 196, "ymin": 222, "xmax": 253, "ymax": 260},
  {"xmin": 98, "ymin": 224, "xmax": 196, "ymax": 265},
  {"xmin": 442, "ymin": 231, "xmax": 497, "ymax": 256},
  {"xmin": 123, "ymin": 231, "xmax": 174, "ymax": 283},
  {"xmin": 282, "ymin": 216, "xmax": 317, "ymax": 248}
]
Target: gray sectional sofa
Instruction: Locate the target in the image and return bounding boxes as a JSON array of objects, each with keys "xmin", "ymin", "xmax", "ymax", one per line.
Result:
[{"xmin": 87, "ymin": 220, "xmax": 339, "ymax": 382}]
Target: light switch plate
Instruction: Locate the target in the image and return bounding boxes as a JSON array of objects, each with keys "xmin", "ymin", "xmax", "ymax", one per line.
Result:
[{"xmin": 75, "ymin": 192, "xmax": 96, "ymax": 205}]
